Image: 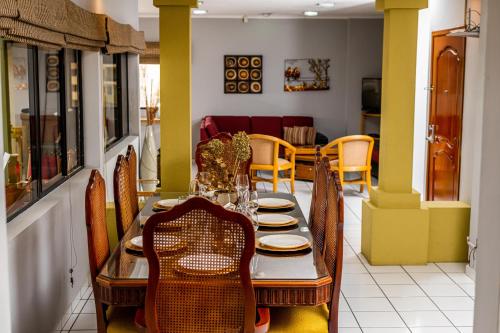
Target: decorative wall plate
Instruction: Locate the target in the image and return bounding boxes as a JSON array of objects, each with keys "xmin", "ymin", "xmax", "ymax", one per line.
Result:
[
  {"xmin": 250, "ymin": 69, "xmax": 261, "ymax": 80},
  {"xmin": 251, "ymin": 57, "xmax": 262, "ymax": 67},
  {"xmin": 225, "ymin": 82, "xmax": 237, "ymax": 93},
  {"xmin": 237, "ymin": 57, "xmax": 249, "ymax": 68},
  {"xmin": 238, "ymin": 69, "xmax": 249, "ymax": 80},
  {"xmin": 225, "ymin": 69, "xmax": 237, "ymax": 80},
  {"xmin": 250, "ymin": 82, "xmax": 262, "ymax": 93},
  {"xmin": 238, "ymin": 81, "xmax": 249, "ymax": 93},
  {"xmin": 225, "ymin": 56, "xmax": 237, "ymax": 68}
]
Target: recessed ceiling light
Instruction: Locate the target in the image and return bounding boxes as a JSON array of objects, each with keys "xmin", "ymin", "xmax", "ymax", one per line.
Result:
[
  {"xmin": 262, "ymin": 12, "xmax": 273, "ymax": 17},
  {"xmin": 304, "ymin": 11, "xmax": 319, "ymax": 17},
  {"xmin": 317, "ymin": 1, "xmax": 335, "ymax": 8},
  {"xmin": 193, "ymin": 9, "xmax": 207, "ymax": 15}
]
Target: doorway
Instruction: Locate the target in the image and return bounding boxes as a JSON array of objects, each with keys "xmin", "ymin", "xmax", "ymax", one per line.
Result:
[{"xmin": 426, "ymin": 29, "xmax": 466, "ymax": 201}]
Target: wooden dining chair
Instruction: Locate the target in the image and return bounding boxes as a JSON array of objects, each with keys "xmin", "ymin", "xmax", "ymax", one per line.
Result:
[
  {"xmin": 195, "ymin": 132, "xmax": 253, "ymax": 190},
  {"xmin": 126, "ymin": 145, "xmax": 158, "ymax": 207},
  {"xmin": 85, "ymin": 170, "xmax": 142, "ymax": 333},
  {"xmin": 321, "ymin": 135, "xmax": 374, "ymax": 193},
  {"xmin": 113, "ymin": 155, "xmax": 136, "ymax": 240},
  {"xmin": 142, "ymin": 197, "xmax": 257, "ymax": 333},
  {"xmin": 266, "ymin": 170, "xmax": 344, "ymax": 333},
  {"xmin": 309, "ymin": 149, "xmax": 331, "ymax": 252},
  {"xmin": 248, "ymin": 134, "xmax": 297, "ymax": 193}
]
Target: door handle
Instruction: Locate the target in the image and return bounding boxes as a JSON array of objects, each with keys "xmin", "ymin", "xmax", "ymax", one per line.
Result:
[{"xmin": 426, "ymin": 124, "xmax": 436, "ymax": 143}]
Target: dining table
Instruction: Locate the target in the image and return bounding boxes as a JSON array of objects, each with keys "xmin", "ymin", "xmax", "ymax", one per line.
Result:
[{"xmin": 96, "ymin": 192, "xmax": 332, "ymax": 307}]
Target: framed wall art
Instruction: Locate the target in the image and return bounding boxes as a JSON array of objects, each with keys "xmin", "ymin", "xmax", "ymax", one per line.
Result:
[
  {"xmin": 224, "ymin": 55, "xmax": 262, "ymax": 94},
  {"xmin": 284, "ymin": 58, "xmax": 330, "ymax": 92}
]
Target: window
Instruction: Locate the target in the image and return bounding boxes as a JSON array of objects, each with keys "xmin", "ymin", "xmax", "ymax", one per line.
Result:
[
  {"xmin": 103, "ymin": 53, "xmax": 129, "ymax": 149},
  {"xmin": 139, "ymin": 64, "xmax": 160, "ymax": 109},
  {"xmin": 2, "ymin": 41, "xmax": 84, "ymax": 220}
]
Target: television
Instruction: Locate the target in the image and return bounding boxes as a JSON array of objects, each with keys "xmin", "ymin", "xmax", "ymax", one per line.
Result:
[{"xmin": 362, "ymin": 78, "xmax": 381, "ymax": 113}]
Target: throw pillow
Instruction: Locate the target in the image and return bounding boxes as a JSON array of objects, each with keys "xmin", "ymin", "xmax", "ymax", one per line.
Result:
[{"xmin": 306, "ymin": 127, "xmax": 317, "ymax": 145}]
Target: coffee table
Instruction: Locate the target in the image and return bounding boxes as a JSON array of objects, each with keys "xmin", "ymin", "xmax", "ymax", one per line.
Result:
[{"xmin": 286, "ymin": 146, "xmax": 338, "ymax": 181}]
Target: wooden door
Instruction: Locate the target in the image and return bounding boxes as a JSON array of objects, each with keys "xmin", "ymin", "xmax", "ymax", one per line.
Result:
[{"xmin": 426, "ymin": 30, "xmax": 465, "ymax": 201}]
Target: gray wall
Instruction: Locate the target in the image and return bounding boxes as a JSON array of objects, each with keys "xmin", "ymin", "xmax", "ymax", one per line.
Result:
[{"xmin": 140, "ymin": 18, "xmax": 383, "ymax": 147}]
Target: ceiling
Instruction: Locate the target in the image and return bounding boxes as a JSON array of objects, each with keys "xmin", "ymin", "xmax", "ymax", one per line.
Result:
[{"xmin": 138, "ymin": 0, "xmax": 380, "ymax": 19}]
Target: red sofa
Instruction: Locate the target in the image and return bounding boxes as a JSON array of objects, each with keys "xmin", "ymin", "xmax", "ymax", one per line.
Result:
[{"xmin": 200, "ymin": 115, "xmax": 314, "ymax": 141}]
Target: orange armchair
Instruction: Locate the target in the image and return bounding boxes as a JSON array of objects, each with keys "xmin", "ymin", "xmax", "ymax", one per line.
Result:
[
  {"xmin": 248, "ymin": 134, "xmax": 296, "ymax": 193},
  {"xmin": 320, "ymin": 135, "xmax": 374, "ymax": 193}
]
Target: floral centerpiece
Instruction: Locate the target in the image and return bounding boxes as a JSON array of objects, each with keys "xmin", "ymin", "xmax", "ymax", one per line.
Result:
[{"xmin": 200, "ymin": 131, "xmax": 251, "ymax": 191}]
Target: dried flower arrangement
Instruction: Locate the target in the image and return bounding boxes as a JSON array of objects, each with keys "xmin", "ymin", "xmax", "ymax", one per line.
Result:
[{"xmin": 199, "ymin": 131, "xmax": 251, "ymax": 191}]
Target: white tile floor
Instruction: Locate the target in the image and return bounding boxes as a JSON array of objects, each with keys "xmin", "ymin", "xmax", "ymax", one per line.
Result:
[{"xmin": 58, "ymin": 178, "xmax": 475, "ymax": 332}]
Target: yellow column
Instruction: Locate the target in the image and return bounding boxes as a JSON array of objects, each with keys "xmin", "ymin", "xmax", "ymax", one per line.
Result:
[
  {"xmin": 154, "ymin": 0, "xmax": 197, "ymax": 192},
  {"xmin": 361, "ymin": 0, "xmax": 429, "ymax": 265}
]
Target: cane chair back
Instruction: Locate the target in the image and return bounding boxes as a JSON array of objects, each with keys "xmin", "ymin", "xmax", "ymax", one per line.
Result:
[
  {"xmin": 309, "ymin": 146, "xmax": 321, "ymax": 223},
  {"xmin": 196, "ymin": 132, "xmax": 253, "ymax": 190},
  {"xmin": 324, "ymin": 171, "xmax": 344, "ymax": 332},
  {"xmin": 113, "ymin": 155, "xmax": 136, "ymax": 240},
  {"xmin": 143, "ymin": 197, "xmax": 256, "ymax": 333},
  {"xmin": 309, "ymin": 156, "xmax": 330, "ymax": 252},
  {"xmin": 85, "ymin": 170, "xmax": 110, "ymax": 332},
  {"xmin": 85, "ymin": 170, "xmax": 110, "ymax": 280},
  {"xmin": 125, "ymin": 145, "xmax": 140, "ymax": 218}
]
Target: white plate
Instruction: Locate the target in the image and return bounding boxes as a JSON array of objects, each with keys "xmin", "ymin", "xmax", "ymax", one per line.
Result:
[
  {"xmin": 178, "ymin": 254, "xmax": 234, "ymax": 274},
  {"xmin": 257, "ymin": 198, "xmax": 295, "ymax": 209},
  {"xmin": 256, "ymin": 214, "xmax": 296, "ymax": 226},
  {"xmin": 130, "ymin": 236, "xmax": 143, "ymax": 248},
  {"xmin": 155, "ymin": 198, "xmax": 185, "ymax": 208},
  {"xmin": 258, "ymin": 234, "xmax": 309, "ymax": 249}
]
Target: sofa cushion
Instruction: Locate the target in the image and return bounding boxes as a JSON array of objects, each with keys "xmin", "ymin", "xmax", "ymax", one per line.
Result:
[
  {"xmin": 204, "ymin": 116, "xmax": 220, "ymax": 137},
  {"xmin": 282, "ymin": 116, "xmax": 313, "ymax": 128},
  {"xmin": 251, "ymin": 116, "xmax": 283, "ymax": 138},
  {"xmin": 210, "ymin": 116, "xmax": 251, "ymax": 135}
]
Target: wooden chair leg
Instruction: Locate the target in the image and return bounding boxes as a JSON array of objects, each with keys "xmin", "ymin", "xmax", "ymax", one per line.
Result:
[
  {"xmin": 95, "ymin": 300, "xmax": 108, "ymax": 333},
  {"xmin": 290, "ymin": 167, "xmax": 295, "ymax": 194},
  {"xmin": 273, "ymin": 169, "xmax": 279, "ymax": 192},
  {"xmin": 366, "ymin": 170, "xmax": 372, "ymax": 193},
  {"xmin": 328, "ymin": 305, "xmax": 339, "ymax": 333}
]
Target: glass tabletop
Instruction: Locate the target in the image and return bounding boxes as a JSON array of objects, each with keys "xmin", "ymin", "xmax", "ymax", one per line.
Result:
[{"xmin": 99, "ymin": 192, "xmax": 330, "ymax": 282}]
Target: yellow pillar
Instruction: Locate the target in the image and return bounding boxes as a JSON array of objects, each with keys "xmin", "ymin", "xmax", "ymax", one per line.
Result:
[
  {"xmin": 154, "ymin": 0, "xmax": 197, "ymax": 192},
  {"xmin": 361, "ymin": 0, "xmax": 429, "ymax": 265}
]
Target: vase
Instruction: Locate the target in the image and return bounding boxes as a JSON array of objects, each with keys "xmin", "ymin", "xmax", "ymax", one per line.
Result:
[{"xmin": 140, "ymin": 107, "xmax": 158, "ymax": 192}]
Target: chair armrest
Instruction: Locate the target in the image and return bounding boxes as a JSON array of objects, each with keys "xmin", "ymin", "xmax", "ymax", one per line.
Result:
[{"xmin": 320, "ymin": 139, "xmax": 340, "ymax": 156}]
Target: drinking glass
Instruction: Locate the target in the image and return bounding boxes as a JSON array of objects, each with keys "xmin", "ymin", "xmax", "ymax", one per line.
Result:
[
  {"xmin": 235, "ymin": 174, "xmax": 250, "ymax": 191},
  {"xmin": 198, "ymin": 172, "xmax": 210, "ymax": 197},
  {"xmin": 189, "ymin": 179, "xmax": 199, "ymax": 197},
  {"xmin": 247, "ymin": 191, "xmax": 259, "ymax": 231}
]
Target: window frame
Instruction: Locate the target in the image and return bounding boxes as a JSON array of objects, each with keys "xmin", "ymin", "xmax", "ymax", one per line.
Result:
[
  {"xmin": 4, "ymin": 42, "xmax": 85, "ymax": 222},
  {"xmin": 104, "ymin": 53, "xmax": 129, "ymax": 151}
]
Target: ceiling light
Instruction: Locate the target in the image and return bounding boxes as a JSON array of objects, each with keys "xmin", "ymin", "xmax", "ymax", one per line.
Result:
[
  {"xmin": 304, "ymin": 11, "xmax": 319, "ymax": 17},
  {"xmin": 193, "ymin": 9, "xmax": 207, "ymax": 15},
  {"xmin": 262, "ymin": 12, "xmax": 273, "ymax": 17},
  {"xmin": 317, "ymin": 1, "xmax": 335, "ymax": 8}
]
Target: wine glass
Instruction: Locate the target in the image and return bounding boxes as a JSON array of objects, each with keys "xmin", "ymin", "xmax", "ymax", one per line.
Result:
[
  {"xmin": 235, "ymin": 174, "xmax": 250, "ymax": 209},
  {"xmin": 235, "ymin": 174, "xmax": 250, "ymax": 191},
  {"xmin": 198, "ymin": 172, "xmax": 210, "ymax": 197},
  {"xmin": 247, "ymin": 191, "xmax": 259, "ymax": 231},
  {"xmin": 189, "ymin": 179, "xmax": 199, "ymax": 197}
]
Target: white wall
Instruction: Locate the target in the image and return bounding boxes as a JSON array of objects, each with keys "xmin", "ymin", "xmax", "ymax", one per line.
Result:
[
  {"xmin": 411, "ymin": 0, "xmax": 483, "ymax": 273},
  {"xmin": 140, "ymin": 17, "xmax": 383, "ymax": 150},
  {"xmin": 5, "ymin": 1, "xmax": 142, "ymax": 332},
  {"xmin": 473, "ymin": 0, "xmax": 500, "ymax": 330}
]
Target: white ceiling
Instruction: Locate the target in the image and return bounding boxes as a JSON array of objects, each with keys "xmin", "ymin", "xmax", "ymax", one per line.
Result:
[{"xmin": 139, "ymin": 0, "xmax": 380, "ymax": 19}]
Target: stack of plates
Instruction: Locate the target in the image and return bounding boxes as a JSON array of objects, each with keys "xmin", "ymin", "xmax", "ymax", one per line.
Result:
[
  {"xmin": 176, "ymin": 254, "xmax": 236, "ymax": 276},
  {"xmin": 257, "ymin": 198, "xmax": 295, "ymax": 210},
  {"xmin": 255, "ymin": 214, "xmax": 298, "ymax": 228},
  {"xmin": 153, "ymin": 198, "xmax": 185, "ymax": 211},
  {"xmin": 256, "ymin": 234, "xmax": 311, "ymax": 252},
  {"xmin": 125, "ymin": 236, "xmax": 144, "ymax": 253}
]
